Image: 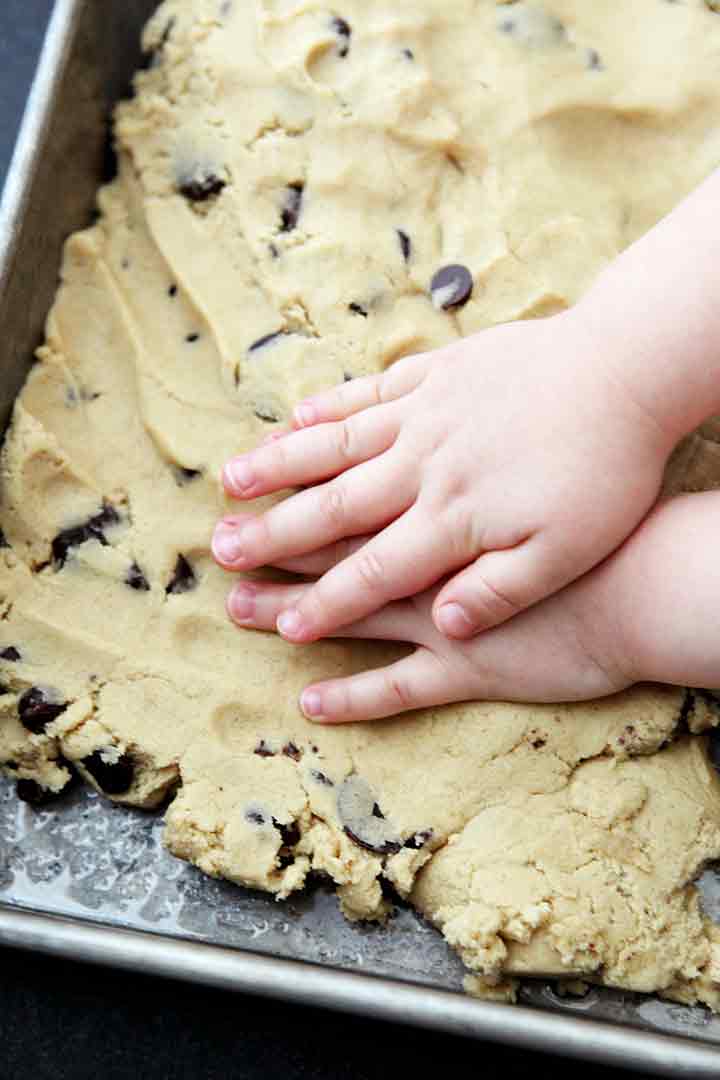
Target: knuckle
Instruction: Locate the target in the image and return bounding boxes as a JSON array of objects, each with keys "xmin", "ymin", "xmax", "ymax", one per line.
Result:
[
  {"xmin": 333, "ymin": 420, "xmax": 354, "ymax": 461},
  {"xmin": 471, "ymin": 574, "xmax": 521, "ymax": 621},
  {"xmin": 353, "ymin": 549, "xmax": 386, "ymax": 593},
  {"xmin": 383, "ymin": 669, "xmax": 415, "ymax": 711},
  {"xmin": 317, "ymin": 483, "xmax": 346, "ymax": 529}
]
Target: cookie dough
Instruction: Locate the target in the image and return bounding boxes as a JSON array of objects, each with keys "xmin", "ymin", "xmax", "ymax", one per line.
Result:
[{"xmin": 3, "ymin": 0, "xmax": 720, "ymax": 1007}]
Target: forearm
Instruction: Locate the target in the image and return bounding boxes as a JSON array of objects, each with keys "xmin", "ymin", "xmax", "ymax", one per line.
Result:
[
  {"xmin": 592, "ymin": 491, "xmax": 720, "ymax": 689},
  {"xmin": 575, "ymin": 168, "xmax": 720, "ymax": 443}
]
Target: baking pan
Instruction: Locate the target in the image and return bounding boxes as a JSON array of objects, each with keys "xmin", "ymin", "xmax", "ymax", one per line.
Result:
[{"xmin": 2, "ymin": 2, "xmax": 720, "ymax": 1075}]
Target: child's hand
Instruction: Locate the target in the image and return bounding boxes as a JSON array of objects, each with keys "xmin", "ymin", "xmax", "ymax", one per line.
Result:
[
  {"xmin": 224, "ymin": 490, "xmax": 720, "ymax": 722},
  {"xmin": 222, "ymin": 521, "xmax": 636, "ymax": 722},
  {"xmin": 215, "ymin": 309, "xmax": 672, "ymax": 644}
]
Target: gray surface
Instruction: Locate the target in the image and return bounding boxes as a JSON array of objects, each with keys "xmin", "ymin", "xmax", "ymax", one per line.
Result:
[{"xmin": 0, "ymin": 0, "xmax": 56, "ymax": 190}]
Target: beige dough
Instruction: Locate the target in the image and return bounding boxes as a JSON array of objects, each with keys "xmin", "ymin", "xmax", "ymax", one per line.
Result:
[{"xmin": 3, "ymin": 0, "xmax": 720, "ymax": 1008}]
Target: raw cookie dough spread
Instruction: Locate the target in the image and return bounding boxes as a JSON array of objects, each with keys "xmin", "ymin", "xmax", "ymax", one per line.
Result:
[{"xmin": 3, "ymin": 0, "xmax": 720, "ymax": 1007}]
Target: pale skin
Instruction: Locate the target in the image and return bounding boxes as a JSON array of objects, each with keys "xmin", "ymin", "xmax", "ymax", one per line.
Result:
[{"xmin": 213, "ymin": 169, "xmax": 720, "ymax": 722}]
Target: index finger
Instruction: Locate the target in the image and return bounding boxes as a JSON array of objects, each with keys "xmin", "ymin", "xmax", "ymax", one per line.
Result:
[{"xmin": 292, "ymin": 352, "xmax": 431, "ymax": 428}]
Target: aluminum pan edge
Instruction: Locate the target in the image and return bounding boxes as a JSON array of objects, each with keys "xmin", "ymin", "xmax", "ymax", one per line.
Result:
[
  {"xmin": 2, "ymin": 906, "xmax": 719, "ymax": 1079},
  {"xmin": 0, "ymin": 4, "xmax": 719, "ymax": 1076}
]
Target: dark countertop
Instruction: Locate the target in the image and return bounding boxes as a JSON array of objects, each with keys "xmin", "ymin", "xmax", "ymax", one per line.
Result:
[{"xmin": 0, "ymin": 4, "xmax": 650, "ymax": 1078}]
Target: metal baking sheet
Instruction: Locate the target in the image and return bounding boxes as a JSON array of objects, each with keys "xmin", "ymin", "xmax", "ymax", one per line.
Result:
[{"xmin": 2, "ymin": 3, "xmax": 720, "ymax": 1075}]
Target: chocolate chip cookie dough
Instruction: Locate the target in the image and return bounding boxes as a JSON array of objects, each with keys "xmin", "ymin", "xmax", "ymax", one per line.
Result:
[{"xmin": 3, "ymin": 0, "xmax": 720, "ymax": 1007}]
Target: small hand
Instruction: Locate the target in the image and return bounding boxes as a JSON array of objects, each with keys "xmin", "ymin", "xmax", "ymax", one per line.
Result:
[
  {"xmin": 215, "ymin": 310, "xmax": 671, "ymax": 646},
  {"xmin": 225, "ymin": 532, "xmax": 634, "ymax": 723}
]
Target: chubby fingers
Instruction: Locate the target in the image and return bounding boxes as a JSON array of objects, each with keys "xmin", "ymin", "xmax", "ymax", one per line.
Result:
[
  {"xmin": 226, "ymin": 578, "xmax": 464, "ymax": 722},
  {"xmin": 291, "ymin": 352, "xmax": 431, "ymax": 429},
  {"xmin": 213, "ymin": 451, "xmax": 414, "ymax": 571},
  {"xmin": 272, "ymin": 507, "xmax": 459, "ymax": 643},
  {"xmin": 223, "ymin": 403, "xmax": 402, "ymax": 500},
  {"xmin": 432, "ymin": 533, "xmax": 576, "ymax": 639}
]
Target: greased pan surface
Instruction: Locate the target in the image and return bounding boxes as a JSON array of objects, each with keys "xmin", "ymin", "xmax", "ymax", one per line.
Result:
[{"xmin": 2, "ymin": 4, "xmax": 720, "ymax": 1075}]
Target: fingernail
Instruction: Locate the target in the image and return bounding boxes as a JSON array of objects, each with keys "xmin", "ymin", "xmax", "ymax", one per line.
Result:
[
  {"xmin": 436, "ymin": 602, "xmax": 473, "ymax": 637},
  {"xmin": 294, "ymin": 401, "xmax": 317, "ymax": 427},
  {"xmin": 212, "ymin": 522, "xmax": 245, "ymax": 564},
  {"xmin": 223, "ymin": 458, "xmax": 254, "ymax": 494},
  {"xmin": 277, "ymin": 608, "xmax": 305, "ymax": 640},
  {"xmin": 300, "ymin": 688, "xmax": 324, "ymax": 719},
  {"xmin": 227, "ymin": 584, "xmax": 255, "ymax": 623}
]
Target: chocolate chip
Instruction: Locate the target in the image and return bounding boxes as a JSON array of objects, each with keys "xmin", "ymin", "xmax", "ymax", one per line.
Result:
[
  {"xmin": 586, "ymin": 48, "xmax": 603, "ymax": 70},
  {"xmin": 125, "ymin": 562, "xmax": 150, "ymax": 592},
  {"xmin": 280, "ymin": 183, "xmax": 304, "ymax": 232},
  {"xmin": 274, "ymin": 818, "xmax": 301, "ymax": 848},
  {"xmin": 430, "ymin": 264, "xmax": 474, "ymax": 310},
  {"xmin": 348, "ymin": 302, "xmax": 368, "ymax": 317},
  {"xmin": 253, "ymin": 405, "xmax": 281, "ymax": 424},
  {"xmin": 173, "ymin": 465, "xmax": 203, "ymax": 486},
  {"xmin": 402, "ymin": 47, "xmax": 414, "ymax": 60},
  {"xmin": 5, "ymin": 760, "xmax": 18, "ymax": 769},
  {"xmin": 246, "ymin": 808, "xmax": 267, "ymax": 825},
  {"xmin": 0, "ymin": 529, "xmax": 9, "ymax": 549},
  {"xmin": 337, "ymin": 775, "xmax": 402, "ymax": 856},
  {"xmin": 282, "ymin": 741, "xmax": 302, "ymax": 762},
  {"xmin": 397, "ymin": 229, "xmax": 412, "ymax": 262},
  {"xmin": 52, "ymin": 502, "xmax": 120, "ymax": 567},
  {"xmin": 0, "ymin": 684, "xmax": 9, "ymax": 696},
  {"xmin": 0, "ymin": 646, "xmax": 21, "ymax": 662},
  {"xmin": 81, "ymin": 750, "xmax": 134, "ymax": 795},
  {"xmin": 18, "ymin": 688, "xmax": 69, "ymax": 735},
  {"xmin": 249, "ymin": 330, "xmax": 286, "ymax": 353},
  {"xmin": 178, "ymin": 172, "xmax": 226, "ymax": 202},
  {"xmin": 16, "ymin": 779, "xmax": 54, "ymax": 806},
  {"xmin": 404, "ymin": 828, "xmax": 433, "ymax": 850},
  {"xmin": 331, "ymin": 15, "xmax": 352, "ymax": 57},
  {"xmin": 166, "ymin": 555, "xmax": 196, "ymax": 595},
  {"xmin": 168, "ymin": 284, "xmax": 178, "ymax": 297},
  {"xmin": 254, "ymin": 739, "xmax": 275, "ymax": 758},
  {"xmin": 310, "ymin": 768, "xmax": 333, "ymax": 787},
  {"xmin": 185, "ymin": 333, "xmax": 200, "ymax": 343},
  {"xmin": 531, "ymin": 738, "xmax": 546, "ymax": 749},
  {"xmin": 269, "ymin": 243, "xmax": 279, "ymax": 259},
  {"xmin": 709, "ymin": 728, "xmax": 720, "ymax": 773}
]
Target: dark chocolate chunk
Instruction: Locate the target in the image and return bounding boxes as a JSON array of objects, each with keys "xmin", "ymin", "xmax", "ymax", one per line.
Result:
[
  {"xmin": 249, "ymin": 330, "xmax": 286, "ymax": 353},
  {"xmin": 254, "ymin": 739, "xmax": 275, "ymax": 758},
  {"xmin": 402, "ymin": 47, "xmax": 414, "ymax": 60},
  {"xmin": 52, "ymin": 502, "xmax": 120, "ymax": 568},
  {"xmin": 586, "ymin": 48, "xmax": 603, "ymax": 70},
  {"xmin": 5, "ymin": 760, "xmax": 18, "ymax": 769},
  {"xmin": 280, "ymin": 183, "xmax": 304, "ymax": 232},
  {"xmin": 274, "ymin": 818, "xmax": 301, "ymax": 848},
  {"xmin": 178, "ymin": 172, "xmax": 226, "ymax": 202},
  {"xmin": 253, "ymin": 405, "xmax": 281, "ymax": 424},
  {"xmin": 166, "ymin": 555, "xmax": 196, "ymax": 595},
  {"xmin": 0, "ymin": 684, "xmax": 9, "ymax": 696},
  {"xmin": 173, "ymin": 465, "xmax": 203, "ymax": 486},
  {"xmin": 168, "ymin": 284, "xmax": 178, "ymax": 297},
  {"xmin": 709, "ymin": 728, "xmax": 720, "ymax": 773},
  {"xmin": 125, "ymin": 562, "xmax": 150, "ymax": 592},
  {"xmin": 429, "ymin": 264, "xmax": 474, "ymax": 310},
  {"xmin": 372, "ymin": 802, "xmax": 384, "ymax": 819},
  {"xmin": 18, "ymin": 688, "xmax": 69, "ymax": 735},
  {"xmin": 81, "ymin": 750, "xmax": 135, "ymax": 795},
  {"xmin": 0, "ymin": 646, "xmax": 21, "ymax": 662},
  {"xmin": 343, "ymin": 372, "xmax": 354, "ymax": 382},
  {"xmin": 531, "ymin": 737, "xmax": 546, "ymax": 749},
  {"xmin": 282, "ymin": 741, "xmax": 302, "ymax": 762},
  {"xmin": 348, "ymin": 302, "xmax": 368, "ymax": 317},
  {"xmin": 331, "ymin": 15, "xmax": 352, "ymax": 56},
  {"xmin": 404, "ymin": 829, "xmax": 433, "ymax": 850},
  {"xmin": 246, "ymin": 808, "xmax": 267, "ymax": 825},
  {"xmin": 185, "ymin": 332, "xmax": 200, "ymax": 343},
  {"xmin": 397, "ymin": 229, "xmax": 412, "ymax": 262},
  {"xmin": 0, "ymin": 528, "xmax": 9, "ymax": 549},
  {"xmin": 344, "ymin": 824, "xmax": 401, "ymax": 857},
  {"xmin": 16, "ymin": 779, "xmax": 54, "ymax": 806},
  {"xmin": 310, "ymin": 768, "xmax": 334, "ymax": 787}
]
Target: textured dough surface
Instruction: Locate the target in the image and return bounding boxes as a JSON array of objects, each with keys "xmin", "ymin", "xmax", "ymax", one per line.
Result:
[{"xmin": 3, "ymin": 0, "xmax": 720, "ymax": 1006}]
